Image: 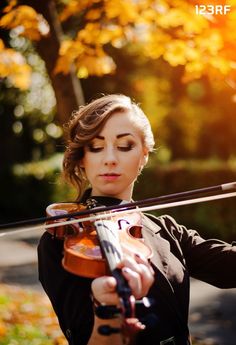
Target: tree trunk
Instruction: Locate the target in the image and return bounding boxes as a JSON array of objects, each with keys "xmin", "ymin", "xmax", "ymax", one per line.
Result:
[{"xmin": 24, "ymin": 0, "xmax": 85, "ymax": 125}]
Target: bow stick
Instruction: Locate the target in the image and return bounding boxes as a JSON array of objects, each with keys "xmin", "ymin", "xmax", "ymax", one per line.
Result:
[{"xmin": 0, "ymin": 182, "xmax": 236, "ymax": 238}]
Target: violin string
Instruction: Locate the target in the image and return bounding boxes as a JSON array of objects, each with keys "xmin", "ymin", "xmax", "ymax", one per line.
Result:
[{"xmin": 1, "ymin": 191, "xmax": 236, "ymax": 238}]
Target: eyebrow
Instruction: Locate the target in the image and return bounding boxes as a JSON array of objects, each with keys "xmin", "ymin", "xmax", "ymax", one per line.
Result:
[{"xmin": 95, "ymin": 133, "xmax": 134, "ymax": 140}]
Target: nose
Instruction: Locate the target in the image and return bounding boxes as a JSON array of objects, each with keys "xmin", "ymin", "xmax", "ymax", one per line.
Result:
[{"xmin": 103, "ymin": 147, "xmax": 118, "ymax": 166}]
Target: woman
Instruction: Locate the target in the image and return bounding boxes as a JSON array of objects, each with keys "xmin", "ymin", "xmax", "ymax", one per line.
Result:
[{"xmin": 38, "ymin": 94, "xmax": 236, "ymax": 345}]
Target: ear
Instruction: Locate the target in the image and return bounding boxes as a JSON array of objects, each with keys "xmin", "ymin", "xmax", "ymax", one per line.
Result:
[{"xmin": 141, "ymin": 148, "xmax": 149, "ymax": 167}]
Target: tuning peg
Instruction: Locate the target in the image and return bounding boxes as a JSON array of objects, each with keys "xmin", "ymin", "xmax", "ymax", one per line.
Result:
[{"xmin": 95, "ymin": 304, "xmax": 122, "ymax": 319}]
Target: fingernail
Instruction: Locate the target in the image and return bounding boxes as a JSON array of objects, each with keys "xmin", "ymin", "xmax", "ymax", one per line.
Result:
[
  {"xmin": 122, "ymin": 267, "xmax": 131, "ymax": 274},
  {"xmin": 135, "ymin": 253, "xmax": 145, "ymax": 260},
  {"xmin": 107, "ymin": 277, "xmax": 116, "ymax": 288}
]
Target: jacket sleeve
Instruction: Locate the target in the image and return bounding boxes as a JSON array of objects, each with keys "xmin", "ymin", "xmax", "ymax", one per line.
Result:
[
  {"xmin": 148, "ymin": 215, "xmax": 236, "ymax": 289},
  {"xmin": 37, "ymin": 231, "xmax": 94, "ymax": 345},
  {"xmin": 161, "ymin": 215, "xmax": 236, "ymax": 289}
]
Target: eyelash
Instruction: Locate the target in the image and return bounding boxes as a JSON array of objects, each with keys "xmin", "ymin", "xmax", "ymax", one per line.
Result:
[
  {"xmin": 88, "ymin": 143, "xmax": 134, "ymax": 153},
  {"xmin": 118, "ymin": 144, "xmax": 134, "ymax": 152}
]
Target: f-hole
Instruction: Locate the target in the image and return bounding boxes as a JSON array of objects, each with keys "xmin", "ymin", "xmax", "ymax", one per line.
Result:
[
  {"xmin": 117, "ymin": 219, "xmax": 130, "ymax": 230},
  {"xmin": 128, "ymin": 225, "xmax": 143, "ymax": 239}
]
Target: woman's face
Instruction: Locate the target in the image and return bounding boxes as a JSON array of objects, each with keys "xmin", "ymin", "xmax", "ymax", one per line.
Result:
[{"xmin": 81, "ymin": 111, "xmax": 148, "ymax": 200}]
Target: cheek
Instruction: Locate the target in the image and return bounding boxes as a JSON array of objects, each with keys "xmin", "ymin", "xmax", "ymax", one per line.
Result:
[
  {"xmin": 83, "ymin": 153, "xmax": 97, "ymax": 167},
  {"xmin": 81, "ymin": 154, "xmax": 96, "ymax": 177},
  {"xmin": 124, "ymin": 151, "xmax": 143, "ymax": 171}
]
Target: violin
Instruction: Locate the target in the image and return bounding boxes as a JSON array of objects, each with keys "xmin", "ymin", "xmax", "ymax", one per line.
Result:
[
  {"xmin": 46, "ymin": 203, "xmax": 152, "ymax": 343},
  {"xmin": 46, "ymin": 201, "xmax": 153, "ymax": 344},
  {"xmin": 46, "ymin": 202, "xmax": 152, "ymax": 278}
]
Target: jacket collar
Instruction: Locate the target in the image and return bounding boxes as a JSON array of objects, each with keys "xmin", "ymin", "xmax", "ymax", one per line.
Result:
[{"xmin": 141, "ymin": 214, "xmax": 169, "ymax": 276}]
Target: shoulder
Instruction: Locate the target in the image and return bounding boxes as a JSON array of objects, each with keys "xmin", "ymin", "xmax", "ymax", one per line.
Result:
[
  {"xmin": 142, "ymin": 212, "xmax": 205, "ymax": 247},
  {"xmin": 142, "ymin": 212, "xmax": 186, "ymax": 236},
  {"xmin": 143, "ymin": 212, "xmax": 179, "ymax": 228}
]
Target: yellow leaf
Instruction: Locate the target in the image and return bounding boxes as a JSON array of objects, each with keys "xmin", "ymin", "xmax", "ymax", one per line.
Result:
[
  {"xmin": 54, "ymin": 39, "xmax": 85, "ymax": 74},
  {"xmin": 85, "ymin": 9, "xmax": 101, "ymax": 21},
  {"xmin": 77, "ymin": 22, "xmax": 123, "ymax": 45},
  {"xmin": 0, "ymin": 42, "xmax": 31, "ymax": 90},
  {"xmin": 185, "ymin": 61, "xmax": 205, "ymax": 78},
  {"xmin": 144, "ymin": 31, "xmax": 170, "ymax": 59},
  {"xmin": 60, "ymin": 0, "xmax": 101, "ymax": 22},
  {"xmin": 185, "ymin": 44, "xmax": 200, "ymax": 61},
  {"xmin": 164, "ymin": 40, "xmax": 187, "ymax": 66},
  {"xmin": 54, "ymin": 55, "xmax": 71, "ymax": 74},
  {"xmin": 157, "ymin": 8, "xmax": 188, "ymax": 29},
  {"xmin": 76, "ymin": 53, "xmax": 116, "ymax": 78},
  {"xmin": 11, "ymin": 63, "xmax": 32, "ymax": 89},
  {"xmin": 0, "ymin": 5, "xmax": 49, "ymax": 40},
  {"xmin": 3, "ymin": 0, "xmax": 18, "ymax": 14},
  {"xmin": 77, "ymin": 66, "xmax": 89, "ymax": 78},
  {"xmin": 209, "ymin": 56, "xmax": 231, "ymax": 74},
  {"xmin": 104, "ymin": 0, "xmax": 139, "ymax": 25},
  {"xmin": 184, "ymin": 12, "xmax": 208, "ymax": 34}
]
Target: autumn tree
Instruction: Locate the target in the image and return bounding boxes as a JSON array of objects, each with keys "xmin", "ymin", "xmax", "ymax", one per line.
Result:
[{"xmin": 1, "ymin": 0, "xmax": 236, "ymax": 125}]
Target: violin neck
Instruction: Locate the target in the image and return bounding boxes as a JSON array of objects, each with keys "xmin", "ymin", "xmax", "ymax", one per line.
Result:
[{"xmin": 94, "ymin": 219, "xmax": 133, "ymax": 317}]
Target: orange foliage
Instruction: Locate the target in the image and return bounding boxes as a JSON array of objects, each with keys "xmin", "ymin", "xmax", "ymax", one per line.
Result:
[
  {"xmin": 0, "ymin": 4, "xmax": 49, "ymax": 40},
  {"xmin": 0, "ymin": 284, "xmax": 67, "ymax": 344},
  {"xmin": 0, "ymin": 0, "xmax": 236, "ymax": 88},
  {"xmin": 0, "ymin": 38, "xmax": 31, "ymax": 89}
]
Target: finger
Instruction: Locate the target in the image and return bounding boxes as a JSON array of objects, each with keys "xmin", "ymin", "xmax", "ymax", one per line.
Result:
[
  {"xmin": 119, "ymin": 256, "xmax": 143, "ymax": 275},
  {"xmin": 122, "ymin": 264, "xmax": 154, "ymax": 298},
  {"xmin": 91, "ymin": 276, "xmax": 119, "ymax": 305},
  {"xmin": 134, "ymin": 253, "xmax": 155, "ymax": 275},
  {"xmin": 122, "ymin": 267, "xmax": 142, "ymax": 298},
  {"xmin": 92, "ymin": 276, "xmax": 116, "ymax": 292},
  {"xmin": 104, "ymin": 276, "xmax": 117, "ymax": 291},
  {"xmin": 120, "ymin": 255, "xmax": 154, "ymax": 298},
  {"xmin": 122, "ymin": 255, "xmax": 154, "ymax": 285},
  {"xmin": 125, "ymin": 317, "xmax": 146, "ymax": 331},
  {"xmin": 133, "ymin": 254, "xmax": 155, "ymax": 294},
  {"xmin": 120, "ymin": 255, "xmax": 154, "ymax": 277},
  {"xmin": 133, "ymin": 262, "xmax": 155, "ymax": 296}
]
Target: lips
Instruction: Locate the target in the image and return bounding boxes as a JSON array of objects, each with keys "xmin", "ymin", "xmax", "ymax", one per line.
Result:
[
  {"xmin": 99, "ymin": 173, "xmax": 121, "ymax": 181},
  {"xmin": 101, "ymin": 173, "xmax": 120, "ymax": 176}
]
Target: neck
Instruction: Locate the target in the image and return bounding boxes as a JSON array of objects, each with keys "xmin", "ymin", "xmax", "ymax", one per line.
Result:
[{"xmin": 91, "ymin": 190, "xmax": 133, "ymax": 202}]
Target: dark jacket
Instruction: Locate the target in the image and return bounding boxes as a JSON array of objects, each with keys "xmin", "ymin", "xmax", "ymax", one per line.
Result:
[{"xmin": 37, "ymin": 197, "xmax": 236, "ymax": 345}]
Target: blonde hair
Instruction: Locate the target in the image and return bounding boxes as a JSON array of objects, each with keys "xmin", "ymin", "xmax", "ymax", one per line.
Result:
[{"xmin": 63, "ymin": 94, "xmax": 155, "ymax": 199}]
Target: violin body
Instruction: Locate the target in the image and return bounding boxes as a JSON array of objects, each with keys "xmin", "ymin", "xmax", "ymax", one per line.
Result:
[{"xmin": 46, "ymin": 202, "xmax": 153, "ymax": 278}]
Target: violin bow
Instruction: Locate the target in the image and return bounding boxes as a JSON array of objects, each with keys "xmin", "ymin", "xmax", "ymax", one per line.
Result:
[{"xmin": 0, "ymin": 182, "xmax": 236, "ymax": 237}]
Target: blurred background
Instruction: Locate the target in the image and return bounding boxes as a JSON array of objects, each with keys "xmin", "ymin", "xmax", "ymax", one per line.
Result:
[{"xmin": 0, "ymin": 0, "xmax": 236, "ymax": 344}]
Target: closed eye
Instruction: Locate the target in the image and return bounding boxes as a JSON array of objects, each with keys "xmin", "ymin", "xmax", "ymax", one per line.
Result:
[
  {"xmin": 87, "ymin": 146, "xmax": 103, "ymax": 153},
  {"xmin": 118, "ymin": 144, "xmax": 134, "ymax": 152}
]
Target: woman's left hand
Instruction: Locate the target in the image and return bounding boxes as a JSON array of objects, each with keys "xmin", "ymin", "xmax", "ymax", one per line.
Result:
[{"xmin": 91, "ymin": 254, "xmax": 154, "ymax": 305}]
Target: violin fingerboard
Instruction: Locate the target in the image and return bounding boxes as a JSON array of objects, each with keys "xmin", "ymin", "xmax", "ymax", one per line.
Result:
[{"xmin": 94, "ymin": 220, "xmax": 123, "ymax": 272}]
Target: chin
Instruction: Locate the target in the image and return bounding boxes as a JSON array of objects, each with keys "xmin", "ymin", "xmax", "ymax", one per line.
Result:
[
  {"xmin": 102, "ymin": 190, "xmax": 120, "ymax": 197},
  {"xmin": 99, "ymin": 187, "xmax": 122, "ymax": 198}
]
